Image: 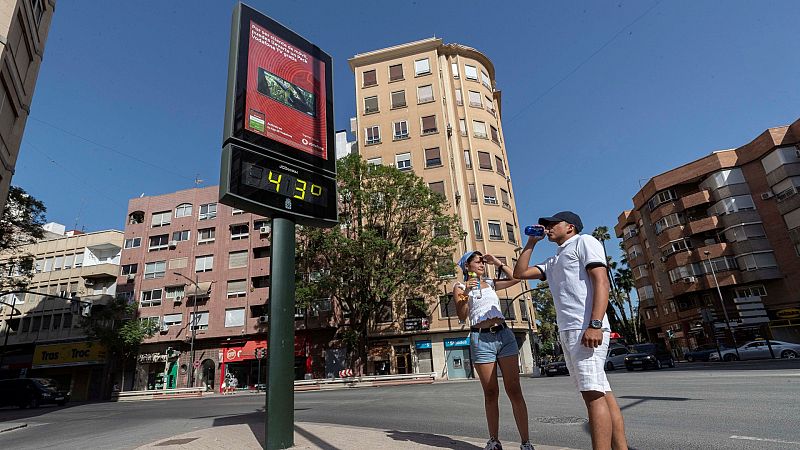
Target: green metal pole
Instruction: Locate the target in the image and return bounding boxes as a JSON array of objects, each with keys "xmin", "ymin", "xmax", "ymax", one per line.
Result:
[{"xmin": 265, "ymin": 216, "xmax": 296, "ymax": 449}]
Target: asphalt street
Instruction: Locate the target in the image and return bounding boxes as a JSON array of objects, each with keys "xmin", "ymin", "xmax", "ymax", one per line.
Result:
[{"xmin": 0, "ymin": 359, "xmax": 798, "ymax": 449}]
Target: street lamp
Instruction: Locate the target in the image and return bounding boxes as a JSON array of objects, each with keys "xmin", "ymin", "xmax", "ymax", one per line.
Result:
[
  {"xmin": 173, "ymin": 271, "xmax": 201, "ymax": 387},
  {"xmin": 703, "ymin": 251, "xmax": 740, "ymax": 360}
]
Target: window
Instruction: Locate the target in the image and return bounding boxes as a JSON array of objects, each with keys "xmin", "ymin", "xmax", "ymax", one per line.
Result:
[
  {"xmin": 172, "ymin": 230, "xmax": 190, "ymax": 242},
  {"xmin": 464, "ymin": 64, "xmax": 478, "ymax": 80},
  {"xmin": 364, "ymin": 95, "xmax": 378, "ymax": 114},
  {"xmin": 149, "ymin": 234, "xmax": 169, "ymax": 251},
  {"xmin": 700, "ymin": 168, "xmax": 746, "ymax": 191},
  {"xmin": 377, "ymin": 300, "xmax": 393, "ymax": 322},
  {"xmin": 637, "ymin": 285, "xmax": 655, "ymax": 300},
  {"xmin": 390, "ymin": 90, "xmax": 406, "ymax": 108},
  {"xmin": 506, "ymin": 223, "xmax": 517, "ymax": 244},
  {"xmin": 53, "ymin": 255, "xmax": 63, "ymax": 271},
  {"xmin": 473, "ymin": 120, "xmax": 488, "ymax": 138},
  {"xmin": 163, "ymin": 313, "xmax": 182, "ymax": 327},
  {"xmin": 63, "ymin": 313, "xmax": 72, "ymax": 329},
  {"xmin": 74, "ymin": 254, "xmax": 84, "ymax": 268},
  {"xmin": 365, "ymin": 125, "xmax": 380, "ymax": 145},
  {"xmin": 124, "ymin": 237, "xmax": 141, "ymax": 249},
  {"xmin": 199, "ymin": 203, "xmax": 217, "ymax": 220},
  {"xmin": 140, "ymin": 316, "xmax": 160, "ymax": 329},
  {"xmin": 151, "ymin": 211, "xmax": 171, "ymax": 227},
  {"xmin": 459, "ymin": 119, "xmax": 467, "ymax": 136},
  {"xmin": 490, "ymin": 125, "xmax": 500, "ymax": 143},
  {"xmin": 198, "ymin": 227, "xmax": 215, "ymax": 243},
  {"xmin": 417, "ymin": 85, "xmax": 434, "ymax": 103},
  {"xmin": 141, "ymin": 289, "xmax": 163, "ymax": 307},
  {"xmin": 121, "ymin": 263, "xmax": 137, "ymax": 275},
  {"xmin": 188, "ymin": 311, "xmax": 209, "ymax": 330},
  {"xmin": 232, "ymin": 208, "xmax": 244, "ymax": 215},
  {"xmin": 495, "ymin": 156, "xmax": 505, "ymax": 176},
  {"xmin": 735, "ymin": 285, "xmax": 767, "ymax": 298},
  {"xmin": 474, "ymin": 219, "xmax": 483, "ymax": 239},
  {"xmin": 455, "ymin": 88, "xmax": 463, "ymax": 106},
  {"xmin": 661, "ymin": 239, "xmax": 693, "ymax": 257},
  {"xmin": 481, "ymin": 70, "xmax": 491, "ymax": 88},
  {"xmin": 165, "ymin": 286, "xmax": 185, "ymax": 300},
  {"xmin": 230, "ymin": 224, "xmax": 249, "ymax": 240},
  {"xmin": 429, "ymin": 181, "xmax": 445, "ymax": 197},
  {"xmin": 486, "ymin": 97, "xmax": 495, "ymax": 115},
  {"xmin": 464, "ymin": 150, "xmax": 472, "ymax": 169},
  {"xmin": 42, "ymin": 315, "xmax": 51, "ymax": 330},
  {"xmin": 254, "ymin": 246, "xmax": 270, "ymax": 259},
  {"xmin": 362, "ymin": 69, "xmax": 377, "ymax": 87},
  {"xmin": 367, "ymin": 157, "xmax": 382, "ymax": 166},
  {"xmin": 393, "ymin": 121, "xmax": 408, "ymax": 140},
  {"xmin": 736, "ymin": 251, "xmax": 778, "ymax": 271},
  {"xmin": 623, "ymin": 225, "xmax": 638, "ymax": 239},
  {"xmin": 229, "ymin": 250, "xmax": 248, "ymax": 269},
  {"xmin": 708, "ymin": 195, "xmax": 756, "ymax": 216},
  {"xmin": 225, "ymin": 308, "xmax": 246, "ymax": 327},
  {"xmin": 477, "ymin": 151, "xmax": 492, "ymax": 170},
  {"xmin": 633, "ymin": 265, "xmax": 649, "ymax": 280},
  {"xmin": 483, "ymin": 185, "xmax": 498, "ymax": 204},
  {"xmin": 500, "ymin": 298, "xmax": 516, "ymax": 320},
  {"xmin": 252, "ymin": 275, "xmax": 270, "ymax": 288},
  {"xmin": 439, "ymin": 295, "xmax": 458, "ymax": 318},
  {"xmin": 421, "ymin": 115, "xmax": 437, "ymax": 134},
  {"xmin": 389, "ymin": 64, "xmax": 403, "ymax": 81},
  {"xmin": 227, "ymin": 279, "xmax": 247, "ymax": 298},
  {"xmin": 451, "ymin": 62, "xmax": 459, "ymax": 78},
  {"xmin": 195, "ymin": 255, "xmax": 213, "ymax": 272},
  {"xmin": 175, "ymin": 203, "xmax": 192, "ymax": 218},
  {"xmin": 654, "ymin": 213, "xmax": 684, "ymax": 234},
  {"xmin": 425, "ymin": 147, "xmax": 441, "ymax": 167},
  {"xmin": 414, "ymin": 58, "xmax": 430, "ymax": 75},
  {"xmin": 520, "ymin": 298, "xmax": 529, "ymax": 321},
  {"xmin": 468, "ymin": 183, "xmax": 477, "ymax": 203},
  {"xmin": 647, "ymin": 189, "xmax": 678, "ymax": 211},
  {"xmin": 468, "ymin": 90, "xmax": 481, "ymax": 107},
  {"xmin": 128, "ymin": 211, "xmax": 144, "ymax": 224},
  {"xmin": 488, "ymin": 221, "xmax": 503, "ymax": 240},
  {"xmin": 144, "ymin": 261, "xmax": 166, "ymax": 279},
  {"xmin": 500, "ymin": 189, "xmax": 510, "ymax": 209},
  {"xmin": 396, "ymin": 153, "xmax": 411, "ymax": 170}
]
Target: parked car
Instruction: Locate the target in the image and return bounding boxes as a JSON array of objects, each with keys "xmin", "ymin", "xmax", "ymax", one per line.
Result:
[
  {"xmin": 708, "ymin": 340, "xmax": 800, "ymax": 361},
  {"xmin": 685, "ymin": 344, "xmax": 729, "ymax": 362},
  {"xmin": 624, "ymin": 343, "xmax": 675, "ymax": 371},
  {"xmin": 0, "ymin": 378, "xmax": 70, "ymax": 409},
  {"xmin": 605, "ymin": 346, "xmax": 630, "ymax": 371},
  {"xmin": 544, "ymin": 355, "xmax": 569, "ymax": 377}
]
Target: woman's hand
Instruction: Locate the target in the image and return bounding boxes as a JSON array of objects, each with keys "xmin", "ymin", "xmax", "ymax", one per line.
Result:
[
  {"xmin": 465, "ymin": 278, "xmax": 479, "ymax": 290},
  {"xmin": 482, "ymin": 253, "xmax": 502, "ymax": 266}
]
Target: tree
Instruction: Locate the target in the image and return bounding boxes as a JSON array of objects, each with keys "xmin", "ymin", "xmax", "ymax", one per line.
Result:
[
  {"xmin": 82, "ymin": 297, "xmax": 158, "ymax": 392},
  {"xmin": 614, "ymin": 242, "xmax": 642, "ymax": 342},
  {"xmin": 295, "ymin": 154, "xmax": 461, "ymax": 373},
  {"xmin": 0, "ymin": 186, "xmax": 46, "ymax": 293},
  {"xmin": 593, "ymin": 225, "xmax": 642, "ymax": 343},
  {"xmin": 530, "ymin": 281, "xmax": 559, "ymax": 357}
]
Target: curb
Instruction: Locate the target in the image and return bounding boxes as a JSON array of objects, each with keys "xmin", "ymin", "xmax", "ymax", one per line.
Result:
[{"xmin": 0, "ymin": 423, "xmax": 27, "ymax": 433}]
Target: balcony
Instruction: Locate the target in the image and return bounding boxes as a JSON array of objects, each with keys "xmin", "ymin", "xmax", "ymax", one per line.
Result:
[
  {"xmin": 680, "ymin": 190, "xmax": 711, "ymax": 210},
  {"xmin": 649, "ymin": 201, "xmax": 682, "ymax": 223},
  {"xmin": 719, "ymin": 210, "xmax": 763, "ymax": 229},
  {"xmin": 655, "ymin": 225, "xmax": 686, "ymax": 248},
  {"xmin": 776, "ymin": 189, "xmax": 800, "ymax": 215},
  {"xmin": 670, "ymin": 272, "xmax": 738, "ymax": 296},
  {"xmin": 686, "ymin": 216, "xmax": 720, "ymax": 236},
  {"xmin": 640, "ymin": 298, "xmax": 656, "ymax": 309},
  {"xmin": 81, "ymin": 263, "xmax": 119, "ymax": 279},
  {"xmin": 622, "ymin": 233, "xmax": 641, "ymax": 249},
  {"xmin": 739, "ymin": 267, "xmax": 782, "ymax": 284},
  {"xmin": 730, "ymin": 238, "xmax": 773, "ymax": 255},
  {"xmin": 765, "ymin": 162, "xmax": 800, "ymax": 187}
]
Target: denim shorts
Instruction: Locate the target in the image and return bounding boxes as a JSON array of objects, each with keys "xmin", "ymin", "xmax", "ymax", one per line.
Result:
[{"xmin": 470, "ymin": 326, "xmax": 519, "ymax": 364}]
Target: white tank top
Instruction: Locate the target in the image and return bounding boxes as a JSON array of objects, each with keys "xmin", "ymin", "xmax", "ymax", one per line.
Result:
[{"xmin": 454, "ymin": 278, "xmax": 505, "ymax": 326}]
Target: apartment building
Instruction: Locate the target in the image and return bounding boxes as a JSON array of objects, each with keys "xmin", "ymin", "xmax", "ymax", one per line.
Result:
[
  {"xmin": 0, "ymin": 223, "xmax": 122, "ymax": 401},
  {"xmin": 0, "ymin": 0, "xmax": 55, "ymax": 211},
  {"xmin": 349, "ymin": 38, "xmax": 534, "ymax": 378},
  {"xmin": 615, "ymin": 118, "xmax": 800, "ymax": 356},
  {"xmin": 121, "ymin": 187, "xmax": 344, "ymax": 392}
]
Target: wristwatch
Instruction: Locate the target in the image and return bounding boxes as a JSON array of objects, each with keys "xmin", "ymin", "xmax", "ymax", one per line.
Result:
[{"xmin": 588, "ymin": 319, "xmax": 603, "ymax": 329}]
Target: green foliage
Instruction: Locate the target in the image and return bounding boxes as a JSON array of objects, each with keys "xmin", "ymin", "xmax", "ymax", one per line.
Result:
[
  {"xmin": 82, "ymin": 297, "xmax": 158, "ymax": 361},
  {"xmin": 295, "ymin": 154, "xmax": 462, "ymax": 368},
  {"xmin": 530, "ymin": 281, "xmax": 559, "ymax": 356},
  {"xmin": 0, "ymin": 186, "xmax": 46, "ymax": 293}
]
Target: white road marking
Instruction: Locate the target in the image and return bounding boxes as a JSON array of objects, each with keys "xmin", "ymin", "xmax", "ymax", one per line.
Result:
[{"xmin": 730, "ymin": 435, "xmax": 800, "ymax": 446}]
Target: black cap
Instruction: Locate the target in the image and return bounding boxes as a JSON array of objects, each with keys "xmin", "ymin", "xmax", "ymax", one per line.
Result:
[{"xmin": 538, "ymin": 211, "xmax": 583, "ymax": 233}]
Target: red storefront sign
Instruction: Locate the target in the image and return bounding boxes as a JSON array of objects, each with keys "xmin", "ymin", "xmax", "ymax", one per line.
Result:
[{"xmin": 220, "ymin": 335, "xmax": 308, "ymax": 363}]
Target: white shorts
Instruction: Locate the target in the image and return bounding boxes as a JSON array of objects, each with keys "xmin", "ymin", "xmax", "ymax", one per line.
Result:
[{"xmin": 559, "ymin": 329, "xmax": 611, "ymax": 393}]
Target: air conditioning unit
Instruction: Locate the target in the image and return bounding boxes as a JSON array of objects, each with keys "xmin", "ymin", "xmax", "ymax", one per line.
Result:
[
  {"xmin": 683, "ymin": 276, "xmax": 697, "ymax": 283},
  {"xmin": 258, "ymin": 315, "xmax": 269, "ymax": 324},
  {"xmin": 84, "ymin": 279, "xmax": 94, "ymax": 286},
  {"xmin": 168, "ymin": 240, "xmax": 178, "ymax": 248},
  {"xmin": 173, "ymin": 296, "xmax": 183, "ymax": 304},
  {"xmin": 760, "ymin": 191, "xmax": 774, "ymax": 200},
  {"xmin": 160, "ymin": 324, "xmax": 169, "ymax": 333},
  {"xmin": 259, "ymin": 225, "xmax": 271, "ymax": 235},
  {"xmin": 126, "ymin": 274, "xmax": 135, "ymax": 281}
]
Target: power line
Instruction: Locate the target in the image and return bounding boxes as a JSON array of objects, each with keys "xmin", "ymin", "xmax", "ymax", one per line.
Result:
[
  {"xmin": 28, "ymin": 116, "xmax": 199, "ymax": 182},
  {"xmin": 506, "ymin": 1, "xmax": 662, "ymax": 125}
]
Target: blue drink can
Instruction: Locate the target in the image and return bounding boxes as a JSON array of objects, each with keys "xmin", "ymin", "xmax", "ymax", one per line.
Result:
[{"xmin": 524, "ymin": 225, "xmax": 544, "ymax": 237}]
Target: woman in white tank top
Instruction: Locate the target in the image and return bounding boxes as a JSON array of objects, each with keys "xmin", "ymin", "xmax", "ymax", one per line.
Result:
[{"xmin": 452, "ymin": 251, "xmax": 534, "ymax": 450}]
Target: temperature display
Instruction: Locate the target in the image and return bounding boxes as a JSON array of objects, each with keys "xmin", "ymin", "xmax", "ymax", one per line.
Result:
[{"xmin": 243, "ymin": 162, "xmax": 327, "ymax": 206}]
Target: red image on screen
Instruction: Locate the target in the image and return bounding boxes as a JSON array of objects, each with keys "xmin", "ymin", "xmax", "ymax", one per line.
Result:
[{"xmin": 245, "ymin": 21, "xmax": 327, "ymax": 160}]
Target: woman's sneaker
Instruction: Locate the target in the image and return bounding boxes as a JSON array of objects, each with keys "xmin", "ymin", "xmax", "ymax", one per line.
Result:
[
  {"xmin": 484, "ymin": 437, "xmax": 503, "ymax": 450},
  {"xmin": 520, "ymin": 441, "xmax": 536, "ymax": 450}
]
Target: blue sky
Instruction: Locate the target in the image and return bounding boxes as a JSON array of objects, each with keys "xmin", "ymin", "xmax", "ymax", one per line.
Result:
[{"xmin": 13, "ymin": 0, "xmax": 800, "ymax": 266}]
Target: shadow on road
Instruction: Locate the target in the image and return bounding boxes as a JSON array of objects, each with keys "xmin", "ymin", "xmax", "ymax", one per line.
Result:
[
  {"xmin": 617, "ymin": 395, "xmax": 693, "ymax": 412},
  {"xmin": 0, "ymin": 401, "xmax": 83, "ymax": 423},
  {"xmin": 385, "ymin": 430, "xmax": 482, "ymax": 449}
]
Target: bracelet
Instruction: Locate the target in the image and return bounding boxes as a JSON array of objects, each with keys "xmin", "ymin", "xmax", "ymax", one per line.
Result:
[{"xmin": 497, "ymin": 264, "xmax": 505, "ymax": 270}]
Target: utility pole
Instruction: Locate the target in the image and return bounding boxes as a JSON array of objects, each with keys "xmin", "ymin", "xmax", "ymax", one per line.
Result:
[
  {"xmin": 174, "ymin": 272, "xmax": 201, "ymax": 387},
  {"xmin": 703, "ymin": 251, "xmax": 740, "ymax": 360}
]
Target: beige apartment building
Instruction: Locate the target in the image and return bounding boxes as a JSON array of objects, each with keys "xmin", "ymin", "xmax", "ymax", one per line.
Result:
[
  {"xmin": 615, "ymin": 118, "xmax": 800, "ymax": 357},
  {"xmin": 0, "ymin": 0, "xmax": 55, "ymax": 211},
  {"xmin": 349, "ymin": 38, "xmax": 535, "ymax": 378},
  {"xmin": 0, "ymin": 224, "xmax": 122, "ymax": 401}
]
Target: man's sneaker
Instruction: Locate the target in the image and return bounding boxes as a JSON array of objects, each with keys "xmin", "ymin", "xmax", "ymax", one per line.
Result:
[
  {"xmin": 520, "ymin": 441, "xmax": 536, "ymax": 450},
  {"xmin": 484, "ymin": 438, "xmax": 503, "ymax": 450}
]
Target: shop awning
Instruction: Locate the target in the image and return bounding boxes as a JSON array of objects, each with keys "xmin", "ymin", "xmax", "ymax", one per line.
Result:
[{"xmin": 186, "ymin": 282, "xmax": 212, "ymax": 297}]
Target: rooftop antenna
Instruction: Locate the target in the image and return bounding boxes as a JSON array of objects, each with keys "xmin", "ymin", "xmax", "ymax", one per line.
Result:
[{"xmin": 194, "ymin": 175, "xmax": 204, "ymax": 187}]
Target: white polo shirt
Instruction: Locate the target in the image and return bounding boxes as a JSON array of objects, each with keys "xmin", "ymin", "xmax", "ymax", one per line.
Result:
[{"xmin": 535, "ymin": 234, "xmax": 611, "ymax": 331}]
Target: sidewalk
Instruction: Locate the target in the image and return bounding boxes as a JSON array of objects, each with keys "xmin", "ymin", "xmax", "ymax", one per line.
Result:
[{"xmin": 135, "ymin": 422, "xmax": 578, "ymax": 449}]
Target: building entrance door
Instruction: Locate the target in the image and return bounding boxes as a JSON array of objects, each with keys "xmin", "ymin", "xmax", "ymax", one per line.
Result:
[
  {"xmin": 394, "ymin": 346, "xmax": 411, "ymax": 374},
  {"xmin": 167, "ymin": 362, "xmax": 177, "ymax": 389}
]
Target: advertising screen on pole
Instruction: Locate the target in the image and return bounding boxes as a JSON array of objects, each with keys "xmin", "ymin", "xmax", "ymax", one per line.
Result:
[{"xmin": 245, "ymin": 22, "xmax": 327, "ymax": 160}]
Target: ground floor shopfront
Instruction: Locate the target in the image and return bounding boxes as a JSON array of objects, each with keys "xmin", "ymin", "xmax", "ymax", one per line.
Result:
[
  {"xmin": 366, "ymin": 329, "xmax": 534, "ymax": 380},
  {"xmin": 21, "ymin": 341, "xmax": 108, "ymax": 401}
]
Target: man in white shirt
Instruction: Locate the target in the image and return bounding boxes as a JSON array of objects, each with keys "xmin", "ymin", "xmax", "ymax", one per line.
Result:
[{"xmin": 513, "ymin": 211, "xmax": 627, "ymax": 450}]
